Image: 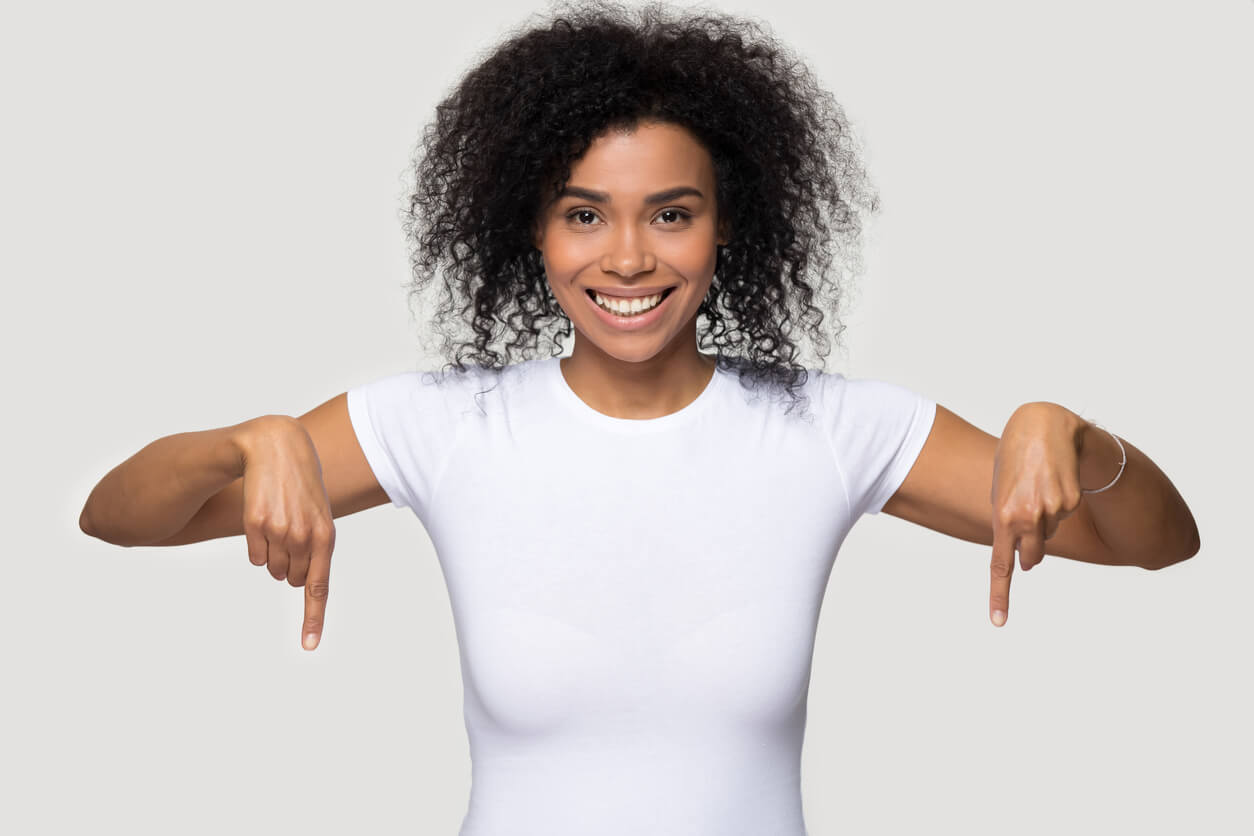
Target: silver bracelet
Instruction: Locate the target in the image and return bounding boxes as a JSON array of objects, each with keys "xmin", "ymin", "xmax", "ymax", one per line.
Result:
[{"xmin": 1080, "ymin": 421, "xmax": 1127, "ymax": 495}]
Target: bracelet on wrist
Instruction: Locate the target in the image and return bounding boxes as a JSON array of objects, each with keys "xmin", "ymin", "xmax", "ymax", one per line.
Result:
[{"xmin": 1080, "ymin": 421, "xmax": 1127, "ymax": 495}]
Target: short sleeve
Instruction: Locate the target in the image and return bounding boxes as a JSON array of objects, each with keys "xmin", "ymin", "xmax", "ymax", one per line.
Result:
[
  {"xmin": 345, "ymin": 369, "xmax": 474, "ymax": 519},
  {"xmin": 817, "ymin": 372, "xmax": 937, "ymax": 519}
]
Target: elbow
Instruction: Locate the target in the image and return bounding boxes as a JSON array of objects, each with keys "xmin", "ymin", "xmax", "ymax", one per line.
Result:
[
  {"xmin": 79, "ymin": 486, "xmax": 107, "ymax": 540},
  {"xmin": 1143, "ymin": 527, "xmax": 1201, "ymax": 571},
  {"xmin": 79, "ymin": 505, "xmax": 122, "ymax": 546},
  {"xmin": 79, "ymin": 506, "xmax": 99, "ymax": 539}
]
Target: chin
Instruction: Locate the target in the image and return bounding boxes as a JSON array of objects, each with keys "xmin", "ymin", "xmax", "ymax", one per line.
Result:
[{"xmin": 577, "ymin": 328, "xmax": 671, "ymax": 363}]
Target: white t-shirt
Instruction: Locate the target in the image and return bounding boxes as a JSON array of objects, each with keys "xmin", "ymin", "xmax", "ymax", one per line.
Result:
[{"xmin": 346, "ymin": 356, "xmax": 936, "ymax": 836}]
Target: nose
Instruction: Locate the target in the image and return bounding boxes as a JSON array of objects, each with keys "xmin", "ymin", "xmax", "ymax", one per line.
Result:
[{"xmin": 599, "ymin": 224, "xmax": 657, "ymax": 278}]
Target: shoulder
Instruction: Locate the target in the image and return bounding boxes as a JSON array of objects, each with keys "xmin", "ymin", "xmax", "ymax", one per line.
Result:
[
  {"xmin": 355, "ymin": 359, "xmax": 522, "ymax": 405},
  {"xmin": 806, "ymin": 368, "xmax": 931, "ymax": 422},
  {"xmin": 800, "ymin": 367, "xmax": 937, "ymax": 462}
]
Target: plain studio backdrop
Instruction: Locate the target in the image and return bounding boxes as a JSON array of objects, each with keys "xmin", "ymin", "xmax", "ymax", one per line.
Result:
[{"xmin": 3, "ymin": 0, "xmax": 1249, "ymax": 833}]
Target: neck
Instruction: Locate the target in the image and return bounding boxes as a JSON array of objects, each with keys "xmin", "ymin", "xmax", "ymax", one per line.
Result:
[{"xmin": 559, "ymin": 336, "xmax": 716, "ymax": 420}]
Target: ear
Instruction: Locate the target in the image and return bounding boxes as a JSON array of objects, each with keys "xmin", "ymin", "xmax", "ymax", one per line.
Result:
[
  {"xmin": 532, "ymin": 214, "xmax": 546, "ymax": 251},
  {"xmin": 716, "ymin": 216, "xmax": 730, "ymax": 248}
]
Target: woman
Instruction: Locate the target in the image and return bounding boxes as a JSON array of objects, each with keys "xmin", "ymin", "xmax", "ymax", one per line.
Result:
[{"xmin": 79, "ymin": 2, "xmax": 1199, "ymax": 833}]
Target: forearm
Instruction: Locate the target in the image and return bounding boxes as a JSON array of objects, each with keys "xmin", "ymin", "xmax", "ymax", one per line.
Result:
[
  {"xmin": 80, "ymin": 418, "xmax": 264, "ymax": 547},
  {"xmin": 1073, "ymin": 418, "xmax": 1200, "ymax": 569}
]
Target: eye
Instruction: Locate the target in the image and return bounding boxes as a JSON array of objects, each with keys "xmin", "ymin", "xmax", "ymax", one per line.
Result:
[
  {"xmin": 655, "ymin": 208, "xmax": 691, "ymax": 224},
  {"xmin": 566, "ymin": 209, "xmax": 600, "ymax": 225}
]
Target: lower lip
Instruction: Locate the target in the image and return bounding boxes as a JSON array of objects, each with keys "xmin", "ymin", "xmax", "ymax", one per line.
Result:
[{"xmin": 583, "ymin": 288, "xmax": 676, "ymax": 332}]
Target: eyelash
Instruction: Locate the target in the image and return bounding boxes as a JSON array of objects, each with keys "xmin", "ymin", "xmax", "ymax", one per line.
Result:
[{"xmin": 565, "ymin": 208, "xmax": 692, "ymax": 226}]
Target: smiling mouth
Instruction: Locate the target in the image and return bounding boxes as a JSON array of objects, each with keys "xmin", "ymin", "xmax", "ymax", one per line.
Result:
[
  {"xmin": 584, "ymin": 286, "xmax": 677, "ymax": 300},
  {"xmin": 586, "ymin": 286, "xmax": 676, "ymax": 316}
]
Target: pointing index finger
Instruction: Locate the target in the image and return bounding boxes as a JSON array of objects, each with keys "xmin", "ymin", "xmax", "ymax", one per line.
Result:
[
  {"xmin": 302, "ymin": 533, "xmax": 332, "ymax": 651},
  {"xmin": 990, "ymin": 521, "xmax": 1015, "ymax": 628}
]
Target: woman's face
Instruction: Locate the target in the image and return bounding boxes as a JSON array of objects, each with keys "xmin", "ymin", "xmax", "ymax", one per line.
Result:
[{"xmin": 533, "ymin": 120, "xmax": 727, "ymax": 365}]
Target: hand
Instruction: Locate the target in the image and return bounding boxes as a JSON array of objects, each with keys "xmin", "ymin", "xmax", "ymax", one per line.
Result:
[
  {"xmin": 988, "ymin": 402, "xmax": 1086, "ymax": 627},
  {"xmin": 238, "ymin": 416, "xmax": 336, "ymax": 651}
]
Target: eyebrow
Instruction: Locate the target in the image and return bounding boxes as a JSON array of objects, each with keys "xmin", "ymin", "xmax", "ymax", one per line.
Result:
[{"xmin": 556, "ymin": 185, "xmax": 705, "ymax": 205}]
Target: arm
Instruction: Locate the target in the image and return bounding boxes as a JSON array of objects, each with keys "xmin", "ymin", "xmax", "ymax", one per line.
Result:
[
  {"xmin": 79, "ymin": 420, "xmax": 255, "ymax": 547},
  {"xmin": 82, "ymin": 393, "xmax": 393, "ymax": 651},
  {"xmin": 881, "ymin": 403, "xmax": 1200, "ymax": 571},
  {"xmin": 1069, "ymin": 413, "xmax": 1200, "ymax": 568},
  {"xmin": 80, "ymin": 393, "xmax": 391, "ymax": 548}
]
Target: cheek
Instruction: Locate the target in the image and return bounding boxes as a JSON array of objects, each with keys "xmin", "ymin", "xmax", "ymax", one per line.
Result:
[
  {"xmin": 538, "ymin": 236, "xmax": 591, "ymax": 281},
  {"xmin": 661, "ymin": 222, "xmax": 720, "ymax": 274},
  {"xmin": 664, "ymin": 239, "xmax": 718, "ymax": 286}
]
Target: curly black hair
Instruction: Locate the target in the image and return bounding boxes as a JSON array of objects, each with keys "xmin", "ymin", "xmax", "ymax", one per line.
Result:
[{"xmin": 403, "ymin": 0, "xmax": 880, "ymax": 415}]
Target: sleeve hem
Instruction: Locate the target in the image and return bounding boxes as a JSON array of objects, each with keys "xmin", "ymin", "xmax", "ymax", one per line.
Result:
[
  {"xmin": 345, "ymin": 384, "xmax": 412, "ymax": 510},
  {"xmin": 864, "ymin": 398, "xmax": 937, "ymax": 516}
]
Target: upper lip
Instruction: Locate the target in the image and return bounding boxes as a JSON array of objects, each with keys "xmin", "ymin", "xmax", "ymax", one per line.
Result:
[{"xmin": 585, "ymin": 285, "xmax": 676, "ymax": 299}]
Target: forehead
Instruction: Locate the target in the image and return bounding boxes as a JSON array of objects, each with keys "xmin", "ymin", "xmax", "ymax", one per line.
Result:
[{"xmin": 566, "ymin": 121, "xmax": 715, "ymax": 192}]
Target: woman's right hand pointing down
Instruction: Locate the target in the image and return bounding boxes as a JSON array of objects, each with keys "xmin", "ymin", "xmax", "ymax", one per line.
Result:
[{"xmin": 239, "ymin": 415, "xmax": 336, "ymax": 651}]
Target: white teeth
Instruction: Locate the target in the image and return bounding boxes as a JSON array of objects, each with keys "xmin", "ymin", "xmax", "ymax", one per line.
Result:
[{"xmin": 593, "ymin": 291, "xmax": 665, "ymax": 316}]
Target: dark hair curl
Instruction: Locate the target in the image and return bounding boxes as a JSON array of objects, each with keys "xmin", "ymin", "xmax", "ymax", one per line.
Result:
[{"xmin": 403, "ymin": 0, "xmax": 879, "ymax": 414}]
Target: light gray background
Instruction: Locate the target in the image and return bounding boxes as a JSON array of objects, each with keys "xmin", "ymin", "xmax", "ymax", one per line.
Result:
[{"xmin": 5, "ymin": 1, "xmax": 1249, "ymax": 833}]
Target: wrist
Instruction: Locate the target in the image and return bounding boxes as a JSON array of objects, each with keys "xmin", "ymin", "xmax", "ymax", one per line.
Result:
[
  {"xmin": 1076, "ymin": 420, "xmax": 1126, "ymax": 494},
  {"xmin": 228, "ymin": 415, "xmax": 297, "ymax": 478},
  {"xmin": 1070, "ymin": 411, "xmax": 1093, "ymax": 456}
]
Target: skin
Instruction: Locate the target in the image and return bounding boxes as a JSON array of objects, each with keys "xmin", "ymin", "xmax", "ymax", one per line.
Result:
[
  {"xmin": 81, "ymin": 121, "xmax": 1199, "ymax": 655},
  {"xmin": 532, "ymin": 119, "xmax": 729, "ymax": 419},
  {"xmin": 527, "ymin": 119, "xmax": 1199, "ymax": 632}
]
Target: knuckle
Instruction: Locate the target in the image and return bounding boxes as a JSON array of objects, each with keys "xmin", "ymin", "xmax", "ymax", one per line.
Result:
[
  {"xmin": 312, "ymin": 519, "xmax": 336, "ymax": 543},
  {"xmin": 997, "ymin": 501, "xmax": 1045, "ymax": 532},
  {"xmin": 305, "ymin": 581, "xmax": 330, "ymax": 602},
  {"xmin": 989, "ymin": 559, "xmax": 1012, "ymax": 579},
  {"xmin": 287, "ymin": 523, "xmax": 312, "ymax": 549},
  {"xmin": 262, "ymin": 518, "xmax": 289, "ymax": 540},
  {"xmin": 993, "ymin": 505, "xmax": 1018, "ymax": 528}
]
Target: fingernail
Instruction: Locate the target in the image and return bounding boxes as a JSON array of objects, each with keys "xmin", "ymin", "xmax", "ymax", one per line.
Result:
[
  {"xmin": 992, "ymin": 610, "xmax": 1006, "ymax": 627},
  {"xmin": 303, "ymin": 633, "xmax": 318, "ymax": 650}
]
